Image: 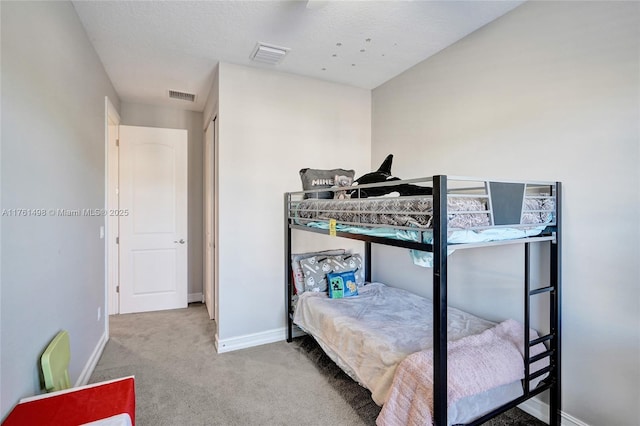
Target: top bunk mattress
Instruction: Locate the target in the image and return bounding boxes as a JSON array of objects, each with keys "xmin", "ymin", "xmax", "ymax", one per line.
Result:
[
  {"xmin": 291, "ymin": 195, "xmax": 554, "ymax": 230},
  {"xmin": 287, "ymin": 177, "xmax": 558, "ymax": 248}
]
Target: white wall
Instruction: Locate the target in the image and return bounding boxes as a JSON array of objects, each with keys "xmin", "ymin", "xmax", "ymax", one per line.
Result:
[
  {"xmin": 215, "ymin": 63, "xmax": 371, "ymax": 347},
  {"xmin": 0, "ymin": 1, "xmax": 120, "ymax": 419},
  {"xmin": 119, "ymin": 102, "xmax": 204, "ymax": 299},
  {"xmin": 371, "ymin": 2, "xmax": 639, "ymax": 425}
]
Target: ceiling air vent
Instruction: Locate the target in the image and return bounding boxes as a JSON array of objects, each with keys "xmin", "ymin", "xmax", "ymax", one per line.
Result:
[
  {"xmin": 250, "ymin": 42, "xmax": 290, "ymax": 65},
  {"xmin": 168, "ymin": 90, "xmax": 196, "ymax": 102}
]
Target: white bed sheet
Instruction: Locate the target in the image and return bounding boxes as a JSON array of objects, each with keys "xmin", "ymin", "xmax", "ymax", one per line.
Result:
[
  {"xmin": 82, "ymin": 414, "xmax": 132, "ymax": 426},
  {"xmin": 293, "ymin": 282, "xmax": 540, "ymax": 425}
]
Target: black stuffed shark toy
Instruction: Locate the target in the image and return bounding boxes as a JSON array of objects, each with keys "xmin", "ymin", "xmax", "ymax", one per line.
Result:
[{"xmin": 349, "ymin": 154, "xmax": 432, "ymax": 198}]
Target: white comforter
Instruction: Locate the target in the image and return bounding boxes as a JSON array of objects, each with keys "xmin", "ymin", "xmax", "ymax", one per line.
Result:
[{"xmin": 293, "ymin": 282, "xmax": 495, "ymax": 405}]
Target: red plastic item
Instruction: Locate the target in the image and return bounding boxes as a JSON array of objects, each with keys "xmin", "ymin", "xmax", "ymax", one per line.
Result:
[{"xmin": 2, "ymin": 376, "xmax": 135, "ymax": 426}]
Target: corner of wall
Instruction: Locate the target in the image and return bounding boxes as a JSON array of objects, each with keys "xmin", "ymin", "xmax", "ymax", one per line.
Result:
[{"xmin": 74, "ymin": 332, "xmax": 109, "ymax": 387}]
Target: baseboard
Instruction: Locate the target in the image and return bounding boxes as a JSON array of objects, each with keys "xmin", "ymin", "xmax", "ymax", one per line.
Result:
[
  {"xmin": 188, "ymin": 292, "xmax": 203, "ymax": 303},
  {"xmin": 519, "ymin": 397, "xmax": 589, "ymax": 426},
  {"xmin": 215, "ymin": 326, "xmax": 306, "ymax": 353},
  {"xmin": 74, "ymin": 330, "xmax": 108, "ymax": 387}
]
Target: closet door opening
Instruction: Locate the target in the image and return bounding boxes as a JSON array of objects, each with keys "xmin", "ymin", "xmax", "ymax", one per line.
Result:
[{"xmin": 204, "ymin": 117, "xmax": 218, "ymax": 321}]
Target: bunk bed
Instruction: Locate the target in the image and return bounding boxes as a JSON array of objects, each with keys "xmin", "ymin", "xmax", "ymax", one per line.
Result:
[{"xmin": 284, "ymin": 175, "xmax": 561, "ymax": 426}]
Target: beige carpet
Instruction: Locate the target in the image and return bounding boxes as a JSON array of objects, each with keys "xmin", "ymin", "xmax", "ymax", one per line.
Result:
[{"xmin": 90, "ymin": 303, "xmax": 546, "ymax": 426}]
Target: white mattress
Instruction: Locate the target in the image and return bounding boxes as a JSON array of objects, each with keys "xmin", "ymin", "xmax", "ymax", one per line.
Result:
[{"xmin": 293, "ymin": 282, "xmax": 540, "ymax": 425}]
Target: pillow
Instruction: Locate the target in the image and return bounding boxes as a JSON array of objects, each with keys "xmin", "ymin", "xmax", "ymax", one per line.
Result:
[
  {"xmin": 327, "ymin": 270, "xmax": 358, "ymax": 299},
  {"xmin": 333, "ymin": 174, "xmax": 353, "ymax": 200},
  {"xmin": 345, "ymin": 254, "xmax": 365, "ymax": 287},
  {"xmin": 300, "ymin": 253, "xmax": 364, "ymax": 293},
  {"xmin": 299, "ymin": 168, "xmax": 355, "ymax": 199},
  {"xmin": 291, "ymin": 249, "xmax": 347, "ymax": 295}
]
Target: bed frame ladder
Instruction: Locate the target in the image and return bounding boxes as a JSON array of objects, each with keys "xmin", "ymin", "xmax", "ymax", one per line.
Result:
[
  {"xmin": 463, "ymin": 182, "xmax": 562, "ymax": 426},
  {"xmin": 523, "ymin": 239, "xmax": 561, "ymax": 426}
]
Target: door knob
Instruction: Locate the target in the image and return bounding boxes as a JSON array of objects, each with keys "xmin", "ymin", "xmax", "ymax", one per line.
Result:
[{"xmin": 174, "ymin": 239, "xmax": 186, "ymax": 244}]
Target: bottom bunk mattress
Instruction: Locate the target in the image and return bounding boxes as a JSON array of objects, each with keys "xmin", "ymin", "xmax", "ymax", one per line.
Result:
[{"xmin": 293, "ymin": 282, "xmax": 546, "ymax": 425}]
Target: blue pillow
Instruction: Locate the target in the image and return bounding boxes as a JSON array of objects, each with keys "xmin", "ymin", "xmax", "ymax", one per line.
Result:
[{"xmin": 327, "ymin": 270, "xmax": 358, "ymax": 299}]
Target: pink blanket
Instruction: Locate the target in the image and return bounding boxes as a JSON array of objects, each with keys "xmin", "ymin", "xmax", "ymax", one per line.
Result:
[{"xmin": 376, "ymin": 319, "xmax": 547, "ymax": 426}]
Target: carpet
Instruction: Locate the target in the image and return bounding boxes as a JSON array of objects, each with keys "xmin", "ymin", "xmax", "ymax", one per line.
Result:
[{"xmin": 90, "ymin": 304, "xmax": 546, "ymax": 425}]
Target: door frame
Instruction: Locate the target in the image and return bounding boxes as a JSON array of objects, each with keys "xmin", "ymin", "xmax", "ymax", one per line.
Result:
[
  {"xmin": 106, "ymin": 114, "xmax": 191, "ymax": 315},
  {"xmin": 105, "ymin": 97, "xmax": 120, "ymax": 319},
  {"xmin": 203, "ymin": 116, "xmax": 219, "ymax": 322}
]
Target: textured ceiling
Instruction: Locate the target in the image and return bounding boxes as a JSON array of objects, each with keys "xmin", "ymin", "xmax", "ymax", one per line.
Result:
[{"xmin": 72, "ymin": 1, "xmax": 524, "ymax": 112}]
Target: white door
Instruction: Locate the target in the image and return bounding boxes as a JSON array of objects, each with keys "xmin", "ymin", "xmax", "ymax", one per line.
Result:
[
  {"xmin": 204, "ymin": 119, "xmax": 215, "ymax": 320},
  {"xmin": 119, "ymin": 125, "xmax": 188, "ymax": 314}
]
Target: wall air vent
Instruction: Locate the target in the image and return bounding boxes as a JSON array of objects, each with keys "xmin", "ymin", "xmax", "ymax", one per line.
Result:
[
  {"xmin": 168, "ymin": 90, "xmax": 196, "ymax": 102},
  {"xmin": 250, "ymin": 42, "xmax": 290, "ymax": 65}
]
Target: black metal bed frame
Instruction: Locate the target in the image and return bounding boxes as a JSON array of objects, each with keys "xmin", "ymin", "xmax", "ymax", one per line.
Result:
[{"xmin": 284, "ymin": 175, "xmax": 561, "ymax": 426}]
